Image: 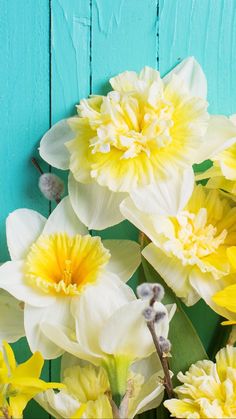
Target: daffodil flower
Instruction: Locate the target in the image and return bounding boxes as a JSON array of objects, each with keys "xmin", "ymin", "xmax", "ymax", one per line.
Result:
[
  {"xmin": 164, "ymin": 345, "xmax": 236, "ymax": 418},
  {"xmin": 0, "ymin": 290, "xmax": 24, "ymax": 346},
  {"xmin": 0, "ymin": 197, "xmax": 141, "ymax": 359},
  {"xmin": 40, "ymin": 279, "xmax": 175, "ymax": 403},
  {"xmin": 0, "ymin": 341, "xmax": 63, "ymax": 418},
  {"xmin": 36, "ymin": 352, "xmax": 165, "ymax": 419},
  {"xmin": 212, "ymin": 246, "xmax": 236, "ymax": 325},
  {"xmin": 196, "ymin": 114, "xmax": 236, "ymax": 195},
  {"xmin": 39, "ymin": 57, "xmax": 234, "ymax": 230},
  {"xmin": 121, "ymin": 184, "xmax": 236, "ymax": 320}
]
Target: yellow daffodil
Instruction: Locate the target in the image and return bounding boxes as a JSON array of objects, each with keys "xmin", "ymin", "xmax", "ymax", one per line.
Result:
[
  {"xmin": 40, "ymin": 281, "xmax": 175, "ymax": 403},
  {"xmin": 164, "ymin": 345, "xmax": 236, "ymax": 418},
  {"xmin": 121, "ymin": 184, "xmax": 236, "ymax": 319},
  {"xmin": 0, "ymin": 197, "xmax": 140, "ymax": 359},
  {"xmin": 36, "ymin": 352, "xmax": 165, "ymax": 419},
  {"xmin": 39, "ymin": 57, "xmax": 235, "ymax": 230},
  {"xmin": 212, "ymin": 246, "xmax": 236, "ymax": 324},
  {"xmin": 196, "ymin": 114, "xmax": 236, "ymax": 194},
  {"xmin": 0, "ymin": 341, "xmax": 63, "ymax": 418}
]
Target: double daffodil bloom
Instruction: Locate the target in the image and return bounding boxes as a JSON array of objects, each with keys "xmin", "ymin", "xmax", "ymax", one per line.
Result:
[
  {"xmin": 121, "ymin": 184, "xmax": 236, "ymax": 319},
  {"xmin": 40, "ymin": 279, "xmax": 175, "ymax": 403},
  {"xmin": 36, "ymin": 352, "xmax": 165, "ymax": 418},
  {"xmin": 39, "ymin": 57, "xmax": 234, "ymax": 230},
  {"xmin": 0, "ymin": 341, "xmax": 63, "ymax": 418},
  {"xmin": 164, "ymin": 346, "xmax": 236, "ymax": 418},
  {"xmin": 196, "ymin": 115, "xmax": 236, "ymax": 195},
  {"xmin": 0, "ymin": 197, "xmax": 140, "ymax": 359}
]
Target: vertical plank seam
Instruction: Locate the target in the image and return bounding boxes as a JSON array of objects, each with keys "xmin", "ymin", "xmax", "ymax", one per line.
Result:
[
  {"xmin": 156, "ymin": 0, "xmax": 159, "ymax": 70},
  {"xmin": 89, "ymin": 0, "xmax": 92, "ymax": 95},
  {"xmin": 89, "ymin": 0, "xmax": 93, "ymax": 237}
]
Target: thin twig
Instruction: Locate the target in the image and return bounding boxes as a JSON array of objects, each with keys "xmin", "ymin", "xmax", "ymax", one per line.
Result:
[
  {"xmin": 31, "ymin": 157, "xmax": 44, "ymax": 175},
  {"xmin": 110, "ymin": 399, "xmax": 120, "ymax": 419},
  {"xmin": 147, "ymin": 321, "xmax": 174, "ymax": 399}
]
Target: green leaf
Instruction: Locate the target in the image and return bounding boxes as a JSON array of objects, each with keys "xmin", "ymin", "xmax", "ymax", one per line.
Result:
[{"xmin": 142, "ymin": 257, "xmax": 208, "ymax": 385}]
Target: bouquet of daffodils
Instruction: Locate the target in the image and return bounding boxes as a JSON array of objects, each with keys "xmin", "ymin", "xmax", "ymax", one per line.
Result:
[{"xmin": 1, "ymin": 57, "xmax": 236, "ymax": 418}]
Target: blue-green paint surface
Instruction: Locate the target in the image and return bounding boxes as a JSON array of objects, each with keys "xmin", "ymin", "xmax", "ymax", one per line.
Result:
[{"xmin": 1, "ymin": 0, "xmax": 236, "ymax": 417}]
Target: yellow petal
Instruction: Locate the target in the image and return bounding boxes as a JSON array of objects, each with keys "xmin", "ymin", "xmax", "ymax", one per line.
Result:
[
  {"xmin": 3, "ymin": 341, "xmax": 16, "ymax": 373},
  {"xmin": 227, "ymin": 246, "xmax": 236, "ymax": 271},
  {"xmin": 213, "ymin": 284, "xmax": 236, "ymax": 313},
  {"xmin": 14, "ymin": 351, "xmax": 43, "ymax": 379},
  {"xmin": 164, "ymin": 399, "xmax": 199, "ymax": 418}
]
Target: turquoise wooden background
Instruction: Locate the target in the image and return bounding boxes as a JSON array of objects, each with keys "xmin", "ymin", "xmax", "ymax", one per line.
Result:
[{"xmin": 1, "ymin": 0, "xmax": 236, "ymax": 417}]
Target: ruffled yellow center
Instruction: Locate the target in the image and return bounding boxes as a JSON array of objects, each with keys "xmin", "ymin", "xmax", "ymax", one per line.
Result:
[
  {"xmin": 85, "ymin": 92, "xmax": 174, "ymax": 159},
  {"xmin": 24, "ymin": 233, "xmax": 110, "ymax": 296},
  {"xmin": 164, "ymin": 346, "xmax": 236, "ymax": 418},
  {"xmin": 66, "ymin": 68, "xmax": 208, "ymax": 192},
  {"xmin": 171, "ymin": 208, "xmax": 227, "ymax": 262}
]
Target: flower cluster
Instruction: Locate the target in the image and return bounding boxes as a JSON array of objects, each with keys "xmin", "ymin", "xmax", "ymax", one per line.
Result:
[{"xmin": 1, "ymin": 57, "xmax": 236, "ymax": 418}]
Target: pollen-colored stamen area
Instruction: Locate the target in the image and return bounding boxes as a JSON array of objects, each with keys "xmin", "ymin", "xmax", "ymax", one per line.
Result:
[
  {"xmin": 170, "ymin": 208, "xmax": 227, "ymax": 263},
  {"xmin": 24, "ymin": 233, "xmax": 110, "ymax": 296}
]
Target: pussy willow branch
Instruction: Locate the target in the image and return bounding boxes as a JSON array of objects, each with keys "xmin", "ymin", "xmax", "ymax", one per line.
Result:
[
  {"xmin": 31, "ymin": 157, "xmax": 61, "ymax": 204},
  {"xmin": 147, "ymin": 321, "xmax": 174, "ymax": 399}
]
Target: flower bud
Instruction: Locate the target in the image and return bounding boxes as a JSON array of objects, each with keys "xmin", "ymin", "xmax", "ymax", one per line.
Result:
[
  {"xmin": 152, "ymin": 284, "xmax": 165, "ymax": 302},
  {"xmin": 137, "ymin": 283, "xmax": 154, "ymax": 300},
  {"xmin": 142, "ymin": 306, "xmax": 156, "ymax": 322},
  {"xmin": 39, "ymin": 173, "xmax": 64, "ymax": 201},
  {"xmin": 158, "ymin": 336, "xmax": 171, "ymax": 353}
]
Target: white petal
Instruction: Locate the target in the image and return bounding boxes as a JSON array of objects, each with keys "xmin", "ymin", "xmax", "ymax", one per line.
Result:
[
  {"xmin": 163, "ymin": 56, "xmax": 207, "ymax": 99},
  {"xmin": 25, "ymin": 298, "xmax": 74, "ymax": 359},
  {"xmin": 0, "ymin": 261, "xmax": 55, "ymax": 307},
  {"xmin": 190, "ymin": 270, "xmax": 236, "ymax": 320},
  {"xmin": 99, "ymin": 299, "xmax": 169, "ymax": 359},
  {"xmin": 6, "ymin": 209, "xmax": 46, "ymax": 260},
  {"xmin": 35, "ymin": 389, "xmax": 80, "ymax": 419},
  {"xmin": 39, "ymin": 119, "xmax": 73, "ymax": 169},
  {"xmin": 129, "ymin": 374, "xmax": 164, "ymax": 417},
  {"xmin": 41, "ymin": 322, "xmax": 90, "ymax": 362},
  {"xmin": 43, "ymin": 196, "xmax": 88, "ymax": 236},
  {"xmin": 130, "ymin": 168, "xmax": 194, "ymax": 215},
  {"xmin": 142, "ymin": 244, "xmax": 199, "ymax": 306},
  {"xmin": 0, "ymin": 291, "xmax": 24, "ymax": 343},
  {"xmin": 68, "ymin": 173, "xmax": 126, "ymax": 230},
  {"xmin": 120, "ymin": 198, "xmax": 174, "ymax": 247},
  {"xmin": 71, "ymin": 273, "xmax": 135, "ymax": 360},
  {"xmin": 102, "ymin": 240, "xmax": 141, "ymax": 282},
  {"xmin": 195, "ymin": 115, "xmax": 236, "ymax": 163}
]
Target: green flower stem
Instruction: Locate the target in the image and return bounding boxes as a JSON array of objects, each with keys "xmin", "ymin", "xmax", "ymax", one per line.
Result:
[{"xmin": 102, "ymin": 355, "xmax": 131, "ymax": 408}]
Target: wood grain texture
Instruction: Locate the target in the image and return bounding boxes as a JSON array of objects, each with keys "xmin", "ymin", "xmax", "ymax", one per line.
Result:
[
  {"xmin": 159, "ymin": 0, "xmax": 236, "ymax": 352},
  {"xmin": 0, "ymin": 0, "xmax": 50, "ymax": 417},
  {"xmin": 51, "ymin": 0, "xmax": 91, "ymax": 123}
]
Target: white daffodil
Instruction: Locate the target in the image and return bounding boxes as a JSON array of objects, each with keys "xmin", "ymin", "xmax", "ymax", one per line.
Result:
[
  {"xmin": 40, "ymin": 279, "xmax": 175, "ymax": 403},
  {"xmin": 121, "ymin": 184, "xmax": 236, "ymax": 321},
  {"xmin": 39, "ymin": 57, "xmax": 236, "ymax": 230},
  {"xmin": 0, "ymin": 290, "xmax": 24, "ymax": 345},
  {"xmin": 0, "ymin": 197, "xmax": 141, "ymax": 359},
  {"xmin": 36, "ymin": 352, "xmax": 165, "ymax": 418},
  {"xmin": 196, "ymin": 114, "xmax": 236, "ymax": 195}
]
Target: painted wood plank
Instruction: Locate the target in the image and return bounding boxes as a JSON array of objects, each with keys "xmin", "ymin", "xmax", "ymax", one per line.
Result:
[
  {"xmin": 50, "ymin": 0, "xmax": 91, "ymax": 382},
  {"xmin": 159, "ymin": 0, "xmax": 236, "ymax": 352},
  {"xmin": 0, "ymin": 0, "xmax": 50, "ymax": 417},
  {"xmin": 51, "ymin": 0, "xmax": 91, "ymax": 123},
  {"xmin": 91, "ymin": 0, "xmax": 158, "ymax": 252}
]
